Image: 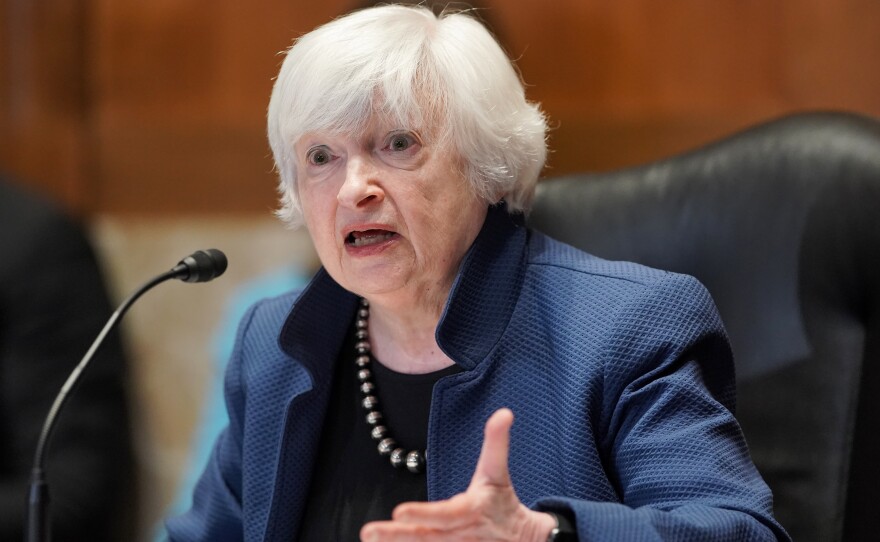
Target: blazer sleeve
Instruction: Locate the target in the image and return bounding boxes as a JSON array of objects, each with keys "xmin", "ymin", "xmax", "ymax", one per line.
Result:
[
  {"xmin": 164, "ymin": 303, "xmax": 257, "ymax": 541},
  {"xmin": 536, "ymin": 273, "xmax": 790, "ymax": 541}
]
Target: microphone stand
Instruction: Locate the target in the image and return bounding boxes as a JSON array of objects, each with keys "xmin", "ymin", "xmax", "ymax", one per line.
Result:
[{"xmin": 25, "ymin": 250, "xmax": 226, "ymax": 542}]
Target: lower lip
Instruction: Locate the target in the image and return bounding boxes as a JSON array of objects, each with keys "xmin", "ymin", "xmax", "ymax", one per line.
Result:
[{"xmin": 344, "ymin": 234, "xmax": 398, "ymax": 257}]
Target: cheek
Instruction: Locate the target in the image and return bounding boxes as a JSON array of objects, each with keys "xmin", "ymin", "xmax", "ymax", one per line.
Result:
[
  {"xmin": 299, "ymin": 188, "xmax": 339, "ymax": 254},
  {"xmin": 299, "ymin": 196, "xmax": 320, "ymax": 237},
  {"xmin": 300, "ymin": 174, "xmax": 338, "ymax": 219}
]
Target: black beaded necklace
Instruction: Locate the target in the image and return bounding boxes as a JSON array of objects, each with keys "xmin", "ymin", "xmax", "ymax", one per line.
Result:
[{"xmin": 355, "ymin": 298, "xmax": 426, "ymax": 474}]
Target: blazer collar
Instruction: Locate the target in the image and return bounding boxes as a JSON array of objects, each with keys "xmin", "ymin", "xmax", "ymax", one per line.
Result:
[
  {"xmin": 436, "ymin": 203, "xmax": 528, "ymax": 370},
  {"xmin": 278, "ymin": 267, "xmax": 358, "ymax": 389}
]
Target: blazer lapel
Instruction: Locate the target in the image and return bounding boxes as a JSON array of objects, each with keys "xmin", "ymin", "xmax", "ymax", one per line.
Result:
[{"xmin": 258, "ymin": 271, "xmax": 358, "ymax": 541}]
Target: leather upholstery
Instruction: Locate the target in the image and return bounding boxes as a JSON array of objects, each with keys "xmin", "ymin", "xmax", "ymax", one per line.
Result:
[{"xmin": 529, "ymin": 112, "xmax": 880, "ymax": 542}]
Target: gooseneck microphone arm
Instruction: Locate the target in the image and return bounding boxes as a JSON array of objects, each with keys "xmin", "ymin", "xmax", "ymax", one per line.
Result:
[{"xmin": 26, "ymin": 249, "xmax": 227, "ymax": 542}]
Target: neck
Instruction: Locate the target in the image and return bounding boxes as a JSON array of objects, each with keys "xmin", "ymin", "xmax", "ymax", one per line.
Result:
[{"xmin": 364, "ymin": 293, "xmax": 456, "ymax": 374}]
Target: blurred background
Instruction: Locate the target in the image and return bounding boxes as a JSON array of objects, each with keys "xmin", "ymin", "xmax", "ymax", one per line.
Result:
[{"xmin": 1, "ymin": 0, "xmax": 879, "ymax": 538}]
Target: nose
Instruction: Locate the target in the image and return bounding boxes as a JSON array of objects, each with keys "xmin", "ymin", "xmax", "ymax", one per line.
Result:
[{"xmin": 337, "ymin": 155, "xmax": 384, "ymax": 209}]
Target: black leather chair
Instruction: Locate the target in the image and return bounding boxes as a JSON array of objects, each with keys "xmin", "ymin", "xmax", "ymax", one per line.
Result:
[{"xmin": 529, "ymin": 112, "xmax": 880, "ymax": 542}]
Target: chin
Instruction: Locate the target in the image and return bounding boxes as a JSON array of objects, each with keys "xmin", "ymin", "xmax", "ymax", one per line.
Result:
[
  {"xmin": 339, "ymin": 272, "xmax": 408, "ymax": 299},
  {"xmin": 350, "ymin": 281, "xmax": 406, "ymax": 300},
  {"xmin": 338, "ymin": 260, "xmax": 409, "ymax": 291}
]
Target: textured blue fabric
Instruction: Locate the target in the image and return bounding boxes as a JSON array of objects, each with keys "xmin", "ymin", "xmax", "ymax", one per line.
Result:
[{"xmin": 166, "ymin": 206, "xmax": 789, "ymax": 541}]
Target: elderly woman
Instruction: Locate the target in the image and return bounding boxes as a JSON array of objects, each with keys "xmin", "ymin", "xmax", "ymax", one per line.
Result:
[{"xmin": 167, "ymin": 5, "xmax": 788, "ymax": 542}]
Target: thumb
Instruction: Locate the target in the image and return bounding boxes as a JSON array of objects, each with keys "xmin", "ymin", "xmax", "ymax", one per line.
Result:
[{"xmin": 470, "ymin": 408, "xmax": 514, "ymax": 488}]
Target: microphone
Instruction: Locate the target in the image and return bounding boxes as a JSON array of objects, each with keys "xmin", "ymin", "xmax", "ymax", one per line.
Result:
[
  {"xmin": 26, "ymin": 249, "xmax": 228, "ymax": 542},
  {"xmin": 172, "ymin": 248, "xmax": 228, "ymax": 283}
]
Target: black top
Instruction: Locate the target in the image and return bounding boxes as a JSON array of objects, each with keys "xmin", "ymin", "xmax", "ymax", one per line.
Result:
[{"xmin": 297, "ymin": 326, "xmax": 462, "ymax": 541}]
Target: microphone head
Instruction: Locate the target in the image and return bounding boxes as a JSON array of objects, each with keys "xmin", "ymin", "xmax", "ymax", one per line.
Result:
[{"xmin": 175, "ymin": 249, "xmax": 228, "ymax": 283}]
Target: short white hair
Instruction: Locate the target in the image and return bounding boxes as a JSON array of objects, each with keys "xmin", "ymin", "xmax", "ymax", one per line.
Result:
[{"xmin": 267, "ymin": 4, "xmax": 547, "ymax": 228}]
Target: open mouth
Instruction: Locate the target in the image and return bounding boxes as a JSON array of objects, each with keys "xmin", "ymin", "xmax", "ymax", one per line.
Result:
[{"xmin": 345, "ymin": 229, "xmax": 397, "ymax": 247}]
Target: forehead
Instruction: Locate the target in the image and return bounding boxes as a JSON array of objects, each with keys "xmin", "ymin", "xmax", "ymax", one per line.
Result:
[{"xmin": 309, "ymin": 78, "xmax": 446, "ymax": 128}]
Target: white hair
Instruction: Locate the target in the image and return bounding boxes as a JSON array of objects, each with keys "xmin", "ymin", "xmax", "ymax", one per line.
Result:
[{"xmin": 267, "ymin": 4, "xmax": 547, "ymax": 228}]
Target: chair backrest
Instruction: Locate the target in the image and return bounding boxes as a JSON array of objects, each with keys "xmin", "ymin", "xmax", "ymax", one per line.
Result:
[{"xmin": 528, "ymin": 111, "xmax": 880, "ymax": 542}]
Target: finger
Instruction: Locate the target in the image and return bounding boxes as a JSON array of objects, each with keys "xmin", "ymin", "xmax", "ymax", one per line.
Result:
[
  {"xmin": 392, "ymin": 493, "xmax": 477, "ymax": 529},
  {"xmin": 471, "ymin": 407, "xmax": 514, "ymax": 487},
  {"xmin": 361, "ymin": 520, "xmax": 432, "ymax": 542},
  {"xmin": 361, "ymin": 520, "xmax": 475, "ymax": 542}
]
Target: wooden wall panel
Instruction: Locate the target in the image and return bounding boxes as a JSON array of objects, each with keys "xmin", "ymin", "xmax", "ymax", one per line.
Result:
[
  {"xmin": 2, "ymin": 0, "xmax": 880, "ymax": 214},
  {"xmin": 90, "ymin": 0, "xmax": 354, "ymax": 215},
  {"xmin": 0, "ymin": 0, "xmax": 91, "ymax": 210},
  {"xmin": 781, "ymin": 0, "xmax": 880, "ymax": 108}
]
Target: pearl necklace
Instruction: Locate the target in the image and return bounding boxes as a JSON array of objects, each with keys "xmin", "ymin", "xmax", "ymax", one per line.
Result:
[{"xmin": 355, "ymin": 298, "xmax": 426, "ymax": 474}]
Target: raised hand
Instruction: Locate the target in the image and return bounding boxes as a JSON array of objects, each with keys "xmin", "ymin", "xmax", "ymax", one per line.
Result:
[{"xmin": 360, "ymin": 408, "xmax": 557, "ymax": 542}]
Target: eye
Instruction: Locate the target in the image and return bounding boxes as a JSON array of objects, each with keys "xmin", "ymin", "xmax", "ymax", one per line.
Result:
[
  {"xmin": 385, "ymin": 131, "xmax": 418, "ymax": 153},
  {"xmin": 306, "ymin": 146, "xmax": 333, "ymax": 166}
]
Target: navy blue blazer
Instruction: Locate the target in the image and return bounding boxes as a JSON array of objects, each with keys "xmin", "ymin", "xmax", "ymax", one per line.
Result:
[{"xmin": 167, "ymin": 206, "xmax": 789, "ymax": 541}]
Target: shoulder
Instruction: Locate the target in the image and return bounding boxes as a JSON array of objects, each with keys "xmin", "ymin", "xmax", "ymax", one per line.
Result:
[
  {"xmin": 519, "ymin": 230, "xmax": 726, "ymax": 377},
  {"xmin": 522, "ymin": 229, "xmax": 734, "ymax": 405},
  {"xmin": 527, "ymin": 229, "xmax": 668, "ymax": 285},
  {"xmin": 235, "ymin": 289, "xmax": 303, "ymax": 346},
  {"xmin": 0, "ymin": 179, "xmax": 90, "ymax": 280},
  {"xmin": 224, "ymin": 288, "xmax": 307, "ymax": 404},
  {"xmin": 524, "ymin": 229, "xmax": 714, "ymax": 313}
]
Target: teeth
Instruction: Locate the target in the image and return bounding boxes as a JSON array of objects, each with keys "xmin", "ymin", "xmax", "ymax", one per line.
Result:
[{"xmin": 351, "ymin": 232, "xmax": 394, "ymax": 247}]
